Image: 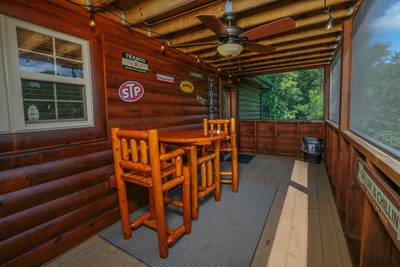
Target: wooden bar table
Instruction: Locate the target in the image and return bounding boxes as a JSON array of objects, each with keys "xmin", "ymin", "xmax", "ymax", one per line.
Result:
[{"xmin": 159, "ymin": 128, "xmax": 226, "ymax": 220}]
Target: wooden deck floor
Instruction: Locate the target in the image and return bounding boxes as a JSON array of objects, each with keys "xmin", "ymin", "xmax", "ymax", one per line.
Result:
[{"xmin": 44, "ymin": 155, "xmax": 351, "ymax": 267}]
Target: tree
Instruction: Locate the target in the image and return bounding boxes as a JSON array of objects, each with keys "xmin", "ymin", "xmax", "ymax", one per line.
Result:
[{"xmin": 260, "ymin": 68, "xmax": 324, "ymax": 120}]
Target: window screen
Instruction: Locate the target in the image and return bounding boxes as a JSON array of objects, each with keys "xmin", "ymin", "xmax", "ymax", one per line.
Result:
[
  {"xmin": 350, "ymin": 0, "xmax": 400, "ymax": 157},
  {"xmin": 329, "ymin": 48, "xmax": 341, "ymax": 123}
]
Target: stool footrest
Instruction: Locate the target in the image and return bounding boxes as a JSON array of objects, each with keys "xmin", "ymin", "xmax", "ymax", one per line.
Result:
[
  {"xmin": 197, "ymin": 153, "xmax": 216, "ymax": 165},
  {"xmin": 198, "ymin": 184, "xmax": 216, "ymax": 199},
  {"xmin": 131, "ymin": 212, "xmax": 152, "ymax": 229},
  {"xmin": 162, "ymin": 175, "xmax": 184, "ymax": 191},
  {"xmin": 167, "ymin": 225, "xmax": 186, "ymax": 246},
  {"xmin": 220, "ymin": 171, "xmax": 232, "ymax": 176},
  {"xmin": 221, "ymin": 179, "xmax": 233, "ymax": 184},
  {"xmin": 164, "ymin": 196, "xmax": 184, "ymax": 208},
  {"xmin": 142, "ymin": 219, "xmax": 174, "ymax": 235}
]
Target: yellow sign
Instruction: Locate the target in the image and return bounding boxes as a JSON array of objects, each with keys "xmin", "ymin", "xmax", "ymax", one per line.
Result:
[{"xmin": 179, "ymin": 81, "xmax": 194, "ymax": 93}]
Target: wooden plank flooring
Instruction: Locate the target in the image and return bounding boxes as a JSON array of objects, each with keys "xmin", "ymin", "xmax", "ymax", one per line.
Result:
[{"xmin": 44, "ymin": 155, "xmax": 351, "ymax": 267}]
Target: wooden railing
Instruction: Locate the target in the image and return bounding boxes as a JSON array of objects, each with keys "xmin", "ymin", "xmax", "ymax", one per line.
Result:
[{"xmin": 238, "ymin": 120, "xmax": 324, "ymax": 157}]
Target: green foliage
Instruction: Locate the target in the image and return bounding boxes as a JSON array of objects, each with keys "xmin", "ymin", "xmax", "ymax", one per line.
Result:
[{"xmin": 260, "ymin": 68, "xmax": 325, "ymax": 120}]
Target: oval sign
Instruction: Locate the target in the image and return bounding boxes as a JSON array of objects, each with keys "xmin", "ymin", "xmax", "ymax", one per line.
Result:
[
  {"xmin": 180, "ymin": 80, "xmax": 194, "ymax": 93},
  {"xmin": 118, "ymin": 81, "xmax": 144, "ymax": 102}
]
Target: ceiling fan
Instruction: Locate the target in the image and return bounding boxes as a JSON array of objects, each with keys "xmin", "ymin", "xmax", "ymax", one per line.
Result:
[{"xmin": 171, "ymin": 0, "xmax": 296, "ymax": 58}]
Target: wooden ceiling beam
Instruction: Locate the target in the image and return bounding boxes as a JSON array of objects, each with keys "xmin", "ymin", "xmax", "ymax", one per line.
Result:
[
  {"xmin": 119, "ymin": 0, "xmax": 207, "ymax": 25},
  {"xmin": 214, "ymin": 37, "xmax": 337, "ymax": 66},
  {"xmin": 149, "ymin": 0, "xmax": 279, "ymax": 36},
  {"xmin": 198, "ymin": 24, "xmax": 341, "ymax": 57},
  {"xmin": 238, "ymin": 62, "xmax": 329, "ymax": 76},
  {"xmin": 199, "ymin": 24, "xmax": 341, "ymax": 61},
  {"xmin": 170, "ymin": 4, "xmax": 349, "ymax": 49},
  {"xmin": 204, "ymin": 36, "xmax": 337, "ymax": 62},
  {"xmin": 225, "ymin": 52, "xmax": 333, "ymax": 71},
  {"xmin": 233, "ymin": 57, "xmax": 331, "ymax": 73}
]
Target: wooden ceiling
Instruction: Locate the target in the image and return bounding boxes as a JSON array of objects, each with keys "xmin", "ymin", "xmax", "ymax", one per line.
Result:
[{"xmin": 72, "ymin": 0, "xmax": 359, "ymax": 76}]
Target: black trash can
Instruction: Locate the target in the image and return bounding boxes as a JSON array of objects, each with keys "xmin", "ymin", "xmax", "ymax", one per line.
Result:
[{"xmin": 302, "ymin": 137, "xmax": 324, "ymax": 163}]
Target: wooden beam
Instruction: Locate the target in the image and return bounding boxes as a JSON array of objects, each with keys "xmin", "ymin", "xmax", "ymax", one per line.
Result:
[
  {"xmin": 238, "ymin": 62, "xmax": 329, "ymax": 76},
  {"xmin": 233, "ymin": 57, "xmax": 331, "ymax": 73},
  {"xmin": 211, "ymin": 37, "xmax": 337, "ymax": 64},
  {"xmin": 150, "ymin": 0, "xmax": 280, "ymax": 36},
  {"xmin": 177, "ymin": 7, "xmax": 350, "ymax": 51},
  {"xmin": 72, "ymin": 0, "xmax": 115, "ymax": 7},
  {"xmin": 197, "ymin": 25, "xmax": 341, "ymax": 58},
  {"xmin": 201, "ymin": 25, "xmax": 341, "ymax": 63},
  {"xmin": 225, "ymin": 52, "xmax": 333, "ymax": 71},
  {"xmin": 121, "ymin": 0, "xmax": 206, "ymax": 25}
]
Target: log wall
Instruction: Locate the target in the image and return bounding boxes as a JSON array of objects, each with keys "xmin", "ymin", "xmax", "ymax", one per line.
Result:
[
  {"xmin": 0, "ymin": 0, "xmax": 217, "ymax": 265},
  {"xmin": 238, "ymin": 120, "xmax": 324, "ymax": 157}
]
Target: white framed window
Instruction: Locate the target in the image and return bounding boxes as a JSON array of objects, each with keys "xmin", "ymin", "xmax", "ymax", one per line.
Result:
[{"xmin": 0, "ymin": 15, "xmax": 94, "ymax": 133}]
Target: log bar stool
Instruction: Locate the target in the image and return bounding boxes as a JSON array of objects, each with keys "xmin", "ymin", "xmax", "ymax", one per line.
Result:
[
  {"xmin": 203, "ymin": 118, "xmax": 238, "ymax": 192},
  {"xmin": 111, "ymin": 128, "xmax": 191, "ymax": 258}
]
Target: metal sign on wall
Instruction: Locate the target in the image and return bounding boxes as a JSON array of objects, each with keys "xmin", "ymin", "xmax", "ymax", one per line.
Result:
[
  {"xmin": 121, "ymin": 52, "xmax": 148, "ymax": 73},
  {"xmin": 208, "ymin": 75, "xmax": 216, "ymax": 119},
  {"xmin": 118, "ymin": 81, "xmax": 144, "ymax": 102},
  {"xmin": 357, "ymin": 159, "xmax": 400, "ymax": 249}
]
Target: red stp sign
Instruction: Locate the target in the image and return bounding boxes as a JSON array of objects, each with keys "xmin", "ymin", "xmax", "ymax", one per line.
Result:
[{"xmin": 118, "ymin": 81, "xmax": 144, "ymax": 102}]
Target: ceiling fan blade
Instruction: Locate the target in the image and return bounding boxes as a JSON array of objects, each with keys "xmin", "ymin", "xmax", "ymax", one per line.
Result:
[
  {"xmin": 245, "ymin": 42, "xmax": 275, "ymax": 54},
  {"xmin": 240, "ymin": 17, "xmax": 296, "ymax": 41},
  {"xmin": 170, "ymin": 41, "xmax": 219, "ymax": 48},
  {"xmin": 197, "ymin": 15, "xmax": 228, "ymax": 36}
]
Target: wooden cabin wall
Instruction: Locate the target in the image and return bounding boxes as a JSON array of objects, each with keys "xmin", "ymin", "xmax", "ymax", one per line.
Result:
[
  {"xmin": 238, "ymin": 83, "xmax": 262, "ymax": 120},
  {"xmin": 0, "ymin": 0, "xmax": 217, "ymax": 266},
  {"xmin": 238, "ymin": 120, "xmax": 324, "ymax": 157}
]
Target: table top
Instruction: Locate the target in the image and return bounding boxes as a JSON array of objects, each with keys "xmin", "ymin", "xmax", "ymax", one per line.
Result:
[{"xmin": 159, "ymin": 128, "xmax": 226, "ymax": 144}]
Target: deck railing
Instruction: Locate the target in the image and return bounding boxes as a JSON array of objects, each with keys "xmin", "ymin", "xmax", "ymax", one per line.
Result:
[{"xmin": 238, "ymin": 120, "xmax": 324, "ymax": 157}]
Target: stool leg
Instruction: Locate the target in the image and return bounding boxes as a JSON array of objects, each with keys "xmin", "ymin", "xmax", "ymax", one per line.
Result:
[
  {"xmin": 189, "ymin": 145, "xmax": 199, "ymax": 220},
  {"xmin": 214, "ymin": 140, "xmax": 221, "ymax": 201},
  {"xmin": 182, "ymin": 166, "xmax": 191, "ymax": 234},
  {"xmin": 116, "ymin": 178, "xmax": 132, "ymax": 239},
  {"xmin": 149, "ymin": 188, "xmax": 155, "ymax": 219},
  {"xmin": 232, "ymin": 146, "xmax": 238, "ymax": 193},
  {"xmin": 153, "ymin": 185, "xmax": 168, "ymax": 258}
]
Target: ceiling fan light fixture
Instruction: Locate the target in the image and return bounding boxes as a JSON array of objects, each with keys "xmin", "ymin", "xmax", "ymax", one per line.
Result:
[{"xmin": 217, "ymin": 43, "xmax": 243, "ymax": 57}]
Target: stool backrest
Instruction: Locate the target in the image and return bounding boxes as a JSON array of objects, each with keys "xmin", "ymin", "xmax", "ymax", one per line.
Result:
[
  {"xmin": 111, "ymin": 128, "xmax": 161, "ymax": 181},
  {"xmin": 203, "ymin": 118, "xmax": 236, "ymax": 139}
]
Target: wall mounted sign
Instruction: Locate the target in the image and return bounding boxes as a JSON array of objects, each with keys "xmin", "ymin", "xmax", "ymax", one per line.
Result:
[
  {"xmin": 156, "ymin": 73, "xmax": 174, "ymax": 84},
  {"xmin": 208, "ymin": 75, "xmax": 216, "ymax": 119},
  {"xmin": 357, "ymin": 159, "xmax": 400, "ymax": 249},
  {"xmin": 121, "ymin": 52, "xmax": 148, "ymax": 73},
  {"xmin": 179, "ymin": 81, "xmax": 194, "ymax": 93},
  {"xmin": 189, "ymin": 71, "xmax": 204, "ymax": 80},
  {"xmin": 118, "ymin": 81, "xmax": 144, "ymax": 102},
  {"xmin": 196, "ymin": 94, "xmax": 207, "ymax": 105}
]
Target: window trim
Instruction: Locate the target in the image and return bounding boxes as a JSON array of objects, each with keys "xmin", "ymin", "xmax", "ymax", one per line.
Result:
[
  {"xmin": 0, "ymin": 15, "xmax": 10, "ymax": 133},
  {"xmin": 328, "ymin": 46, "xmax": 342, "ymax": 124},
  {"xmin": 0, "ymin": 15, "xmax": 94, "ymax": 133}
]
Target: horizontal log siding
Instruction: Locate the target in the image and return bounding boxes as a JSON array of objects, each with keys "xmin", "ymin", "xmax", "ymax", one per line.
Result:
[{"xmin": 0, "ymin": 0, "xmax": 218, "ymax": 265}]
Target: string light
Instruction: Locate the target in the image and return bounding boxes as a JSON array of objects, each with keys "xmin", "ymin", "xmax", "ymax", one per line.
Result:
[
  {"xmin": 89, "ymin": 13, "xmax": 96, "ymax": 28},
  {"xmin": 196, "ymin": 56, "xmax": 201, "ymax": 63},
  {"xmin": 160, "ymin": 42, "xmax": 165, "ymax": 52}
]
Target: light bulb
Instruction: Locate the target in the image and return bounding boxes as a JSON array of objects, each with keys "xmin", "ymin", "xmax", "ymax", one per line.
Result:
[
  {"xmin": 89, "ymin": 14, "xmax": 96, "ymax": 28},
  {"xmin": 326, "ymin": 16, "xmax": 333, "ymax": 30}
]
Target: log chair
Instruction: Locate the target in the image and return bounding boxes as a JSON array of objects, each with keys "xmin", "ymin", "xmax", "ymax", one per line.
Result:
[
  {"xmin": 203, "ymin": 118, "xmax": 238, "ymax": 192},
  {"xmin": 111, "ymin": 128, "xmax": 191, "ymax": 258}
]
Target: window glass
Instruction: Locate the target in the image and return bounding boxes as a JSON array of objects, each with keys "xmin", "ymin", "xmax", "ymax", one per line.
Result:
[
  {"xmin": 21, "ymin": 80, "xmax": 85, "ymax": 123},
  {"xmin": 350, "ymin": 0, "xmax": 400, "ymax": 157},
  {"xmin": 329, "ymin": 49, "xmax": 341, "ymax": 123}
]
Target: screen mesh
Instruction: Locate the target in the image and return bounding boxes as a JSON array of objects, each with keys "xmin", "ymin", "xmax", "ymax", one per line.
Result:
[{"xmin": 350, "ymin": 0, "xmax": 400, "ymax": 157}]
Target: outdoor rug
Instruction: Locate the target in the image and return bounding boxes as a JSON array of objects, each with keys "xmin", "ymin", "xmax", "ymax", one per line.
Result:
[
  {"xmin": 99, "ymin": 160, "xmax": 276, "ymax": 267},
  {"xmin": 226, "ymin": 153, "xmax": 255, "ymax": 164}
]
